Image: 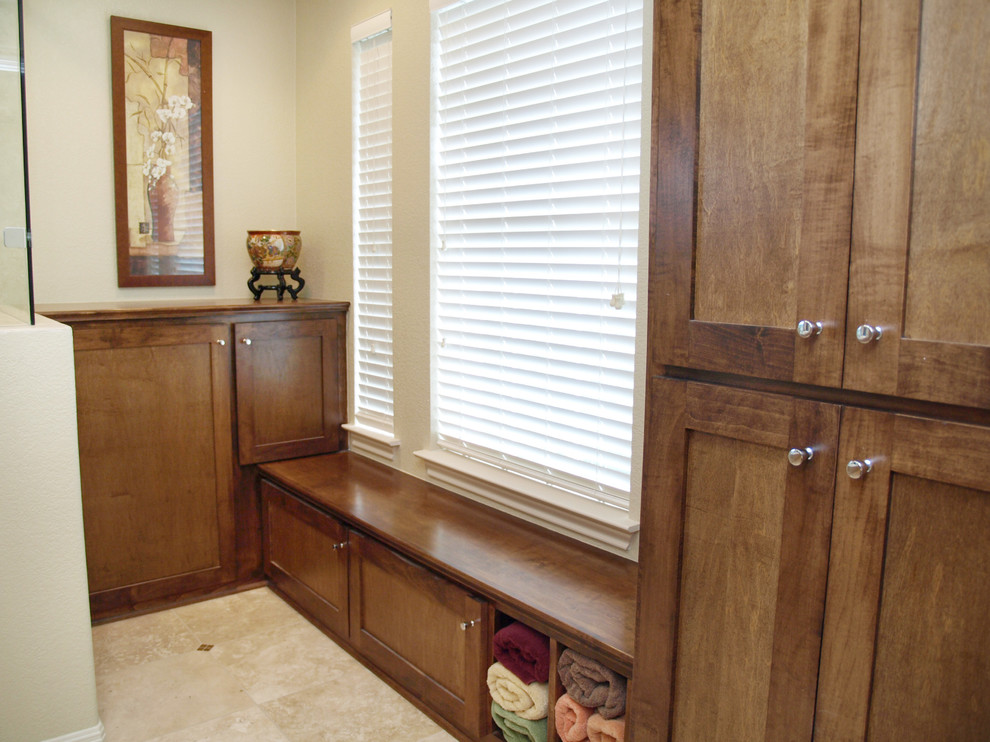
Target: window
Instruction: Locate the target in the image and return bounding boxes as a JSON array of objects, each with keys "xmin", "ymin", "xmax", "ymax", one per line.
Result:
[
  {"xmin": 351, "ymin": 12, "xmax": 395, "ymax": 437},
  {"xmin": 427, "ymin": 0, "xmax": 644, "ymax": 529}
]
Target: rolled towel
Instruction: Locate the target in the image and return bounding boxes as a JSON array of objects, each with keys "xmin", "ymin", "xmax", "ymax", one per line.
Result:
[
  {"xmin": 557, "ymin": 649, "xmax": 627, "ymax": 720},
  {"xmin": 494, "ymin": 621, "xmax": 551, "ymax": 684},
  {"xmin": 492, "ymin": 701, "xmax": 548, "ymax": 742},
  {"xmin": 587, "ymin": 713, "xmax": 626, "ymax": 742},
  {"xmin": 554, "ymin": 693, "xmax": 594, "ymax": 742},
  {"xmin": 487, "ymin": 661, "xmax": 549, "ymax": 720}
]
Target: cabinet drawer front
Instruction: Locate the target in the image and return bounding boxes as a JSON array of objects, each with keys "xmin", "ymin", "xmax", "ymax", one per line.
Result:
[
  {"xmin": 349, "ymin": 532, "xmax": 489, "ymax": 737},
  {"xmin": 262, "ymin": 482, "xmax": 349, "ymax": 637}
]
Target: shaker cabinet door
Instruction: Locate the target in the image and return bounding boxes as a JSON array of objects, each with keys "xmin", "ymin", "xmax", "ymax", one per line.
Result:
[
  {"xmin": 631, "ymin": 379, "xmax": 840, "ymax": 741},
  {"xmin": 815, "ymin": 410, "xmax": 990, "ymax": 740},
  {"xmin": 649, "ymin": 0, "xmax": 860, "ymax": 386},
  {"xmin": 348, "ymin": 532, "xmax": 490, "ymax": 739},
  {"xmin": 842, "ymin": 0, "xmax": 990, "ymax": 409},
  {"xmin": 235, "ymin": 316, "xmax": 346, "ymax": 464},
  {"xmin": 73, "ymin": 322, "xmax": 236, "ymax": 617},
  {"xmin": 261, "ymin": 481, "xmax": 349, "ymax": 638}
]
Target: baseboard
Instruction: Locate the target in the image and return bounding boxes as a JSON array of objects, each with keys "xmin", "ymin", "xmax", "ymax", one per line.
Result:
[{"xmin": 43, "ymin": 719, "xmax": 105, "ymax": 742}]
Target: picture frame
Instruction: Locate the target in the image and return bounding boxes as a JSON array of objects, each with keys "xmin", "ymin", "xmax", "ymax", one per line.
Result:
[{"xmin": 110, "ymin": 16, "xmax": 215, "ymax": 287}]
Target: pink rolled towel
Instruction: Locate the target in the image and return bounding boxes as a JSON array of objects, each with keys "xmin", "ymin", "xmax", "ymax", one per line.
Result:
[
  {"xmin": 554, "ymin": 693, "xmax": 594, "ymax": 742},
  {"xmin": 587, "ymin": 713, "xmax": 626, "ymax": 742},
  {"xmin": 494, "ymin": 621, "xmax": 551, "ymax": 684}
]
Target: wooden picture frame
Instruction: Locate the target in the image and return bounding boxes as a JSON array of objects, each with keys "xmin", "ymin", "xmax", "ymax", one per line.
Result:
[{"xmin": 110, "ymin": 16, "xmax": 215, "ymax": 287}]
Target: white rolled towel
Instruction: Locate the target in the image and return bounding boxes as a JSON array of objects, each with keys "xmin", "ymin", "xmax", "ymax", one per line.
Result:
[{"xmin": 487, "ymin": 661, "xmax": 549, "ymax": 720}]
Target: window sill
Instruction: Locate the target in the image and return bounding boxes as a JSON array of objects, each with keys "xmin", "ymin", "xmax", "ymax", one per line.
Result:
[
  {"xmin": 413, "ymin": 449, "xmax": 640, "ymax": 552},
  {"xmin": 343, "ymin": 423, "xmax": 400, "ymax": 463}
]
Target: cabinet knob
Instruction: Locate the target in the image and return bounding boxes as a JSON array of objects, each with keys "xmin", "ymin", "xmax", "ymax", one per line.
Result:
[
  {"xmin": 216, "ymin": 339, "xmax": 226, "ymax": 346},
  {"xmin": 846, "ymin": 459, "xmax": 873, "ymax": 479},
  {"xmin": 459, "ymin": 619, "xmax": 478, "ymax": 631},
  {"xmin": 787, "ymin": 447, "xmax": 814, "ymax": 467},
  {"xmin": 855, "ymin": 324, "xmax": 882, "ymax": 344},
  {"xmin": 331, "ymin": 542, "xmax": 347, "ymax": 551},
  {"xmin": 240, "ymin": 337, "xmax": 252, "ymax": 346},
  {"xmin": 796, "ymin": 320, "xmax": 823, "ymax": 339}
]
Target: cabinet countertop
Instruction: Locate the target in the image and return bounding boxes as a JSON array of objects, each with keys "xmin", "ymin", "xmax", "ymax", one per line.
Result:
[{"xmin": 37, "ymin": 298, "xmax": 349, "ymax": 323}]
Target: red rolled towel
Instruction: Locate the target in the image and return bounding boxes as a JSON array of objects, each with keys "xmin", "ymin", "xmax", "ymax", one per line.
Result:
[
  {"xmin": 493, "ymin": 621, "xmax": 551, "ymax": 684},
  {"xmin": 557, "ymin": 649, "xmax": 627, "ymax": 719},
  {"xmin": 554, "ymin": 693, "xmax": 594, "ymax": 742},
  {"xmin": 587, "ymin": 713, "xmax": 626, "ymax": 742}
]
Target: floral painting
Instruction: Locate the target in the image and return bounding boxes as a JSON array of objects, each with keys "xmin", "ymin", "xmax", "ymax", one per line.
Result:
[{"xmin": 111, "ymin": 17, "xmax": 214, "ymax": 286}]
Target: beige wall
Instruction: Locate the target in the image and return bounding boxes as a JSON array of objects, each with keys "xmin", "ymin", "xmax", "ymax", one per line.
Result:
[
  {"xmin": 23, "ymin": 0, "xmax": 300, "ymax": 304},
  {"xmin": 0, "ymin": 317, "xmax": 100, "ymax": 742},
  {"xmin": 295, "ymin": 0, "xmax": 651, "ymax": 556}
]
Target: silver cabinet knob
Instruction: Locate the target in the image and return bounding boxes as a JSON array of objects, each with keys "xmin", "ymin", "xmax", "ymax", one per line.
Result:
[
  {"xmin": 331, "ymin": 541, "xmax": 346, "ymax": 551},
  {"xmin": 459, "ymin": 619, "xmax": 478, "ymax": 631},
  {"xmin": 846, "ymin": 459, "xmax": 873, "ymax": 479},
  {"xmin": 216, "ymin": 339, "xmax": 226, "ymax": 346},
  {"xmin": 797, "ymin": 320, "xmax": 823, "ymax": 339},
  {"xmin": 788, "ymin": 447, "xmax": 814, "ymax": 467},
  {"xmin": 855, "ymin": 324, "xmax": 882, "ymax": 344},
  {"xmin": 240, "ymin": 337, "xmax": 252, "ymax": 346}
]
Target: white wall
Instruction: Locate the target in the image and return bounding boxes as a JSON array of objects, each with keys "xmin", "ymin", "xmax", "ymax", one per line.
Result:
[
  {"xmin": 0, "ymin": 316, "xmax": 101, "ymax": 742},
  {"xmin": 22, "ymin": 0, "xmax": 301, "ymax": 304},
  {"xmin": 295, "ymin": 0, "xmax": 650, "ymax": 557}
]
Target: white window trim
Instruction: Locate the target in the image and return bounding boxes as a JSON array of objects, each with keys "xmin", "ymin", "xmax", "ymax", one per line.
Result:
[
  {"xmin": 343, "ymin": 423, "xmax": 400, "ymax": 463},
  {"xmin": 414, "ymin": 448, "xmax": 640, "ymax": 551}
]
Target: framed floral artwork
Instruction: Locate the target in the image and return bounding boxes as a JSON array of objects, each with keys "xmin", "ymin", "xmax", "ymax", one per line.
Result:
[{"xmin": 110, "ymin": 16, "xmax": 215, "ymax": 286}]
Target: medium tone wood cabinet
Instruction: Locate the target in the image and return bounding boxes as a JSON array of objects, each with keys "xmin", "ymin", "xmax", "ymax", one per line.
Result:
[
  {"xmin": 349, "ymin": 531, "xmax": 490, "ymax": 739},
  {"xmin": 262, "ymin": 482, "xmax": 349, "ymax": 638},
  {"xmin": 235, "ymin": 316, "xmax": 346, "ymax": 464},
  {"xmin": 649, "ymin": 0, "xmax": 990, "ymax": 409},
  {"xmin": 633, "ymin": 380, "xmax": 839, "ymax": 741},
  {"xmin": 635, "ymin": 0, "xmax": 989, "ymax": 738},
  {"xmin": 42, "ymin": 299, "xmax": 348, "ymax": 619},
  {"xmin": 72, "ymin": 321, "xmax": 237, "ymax": 615}
]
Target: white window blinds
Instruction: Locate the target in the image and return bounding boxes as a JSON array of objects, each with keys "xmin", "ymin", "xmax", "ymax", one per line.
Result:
[
  {"xmin": 432, "ymin": 0, "xmax": 643, "ymax": 505},
  {"xmin": 353, "ymin": 14, "xmax": 394, "ymax": 434}
]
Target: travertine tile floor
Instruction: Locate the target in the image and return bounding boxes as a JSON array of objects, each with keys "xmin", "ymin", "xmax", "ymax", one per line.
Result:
[{"xmin": 92, "ymin": 587, "xmax": 459, "ymax": 742}]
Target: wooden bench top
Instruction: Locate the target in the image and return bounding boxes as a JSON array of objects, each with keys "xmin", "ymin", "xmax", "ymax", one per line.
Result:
[{"xmin": 259, "ymin": 452, "xmax": 637, "ymax": 673}]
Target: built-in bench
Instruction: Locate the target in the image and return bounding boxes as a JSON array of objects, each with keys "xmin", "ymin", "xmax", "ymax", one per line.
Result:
[{"xmin": 258, "ymin": 451, "xmax": 636, "ymax": 741}]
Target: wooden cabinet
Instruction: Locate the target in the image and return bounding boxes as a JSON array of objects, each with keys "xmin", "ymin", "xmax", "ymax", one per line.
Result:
[
  {"xmin": 72, "ymin": 321, "xmax": 237, "ymax": 615},
  {"xmin": 43, "ymin": 299, "xmax": 348, "ymax": 619},
  {"xmin": 632, "ymin": 379, "xmax": 839, "ymax": 741},
  {"xmin": 650, "ymin": 0, "xmax": 859, "ymax": 387},
  {"xmin": 650, "ymin": 0, "xmax": 990, "ymax": 409},
  {"xmin": 235, "ymin": 316, "xmax": 346, "ymax": 464},
  {"xmin": 815, "ymin": 410, "xmax": 990, "ymax": 740},
  {"xmin": 349, "ymin": 531, "xmax": 490, "ymax": 739},
  {"xmin": 841, "ymin": 0, "xmax": 990, "ymax": 408},
  {"xmin": 262, "ymin": 481, "xmax": 349, "ymax": 638},
  {"xmin": 632, "ymin": 380, "xmax": 990, "ymax": 741}
]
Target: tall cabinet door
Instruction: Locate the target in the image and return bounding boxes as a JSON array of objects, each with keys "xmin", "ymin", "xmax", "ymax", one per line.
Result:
[
  {"xmin": 235, "ymin": 316, "xmax": 346, "ymax": 464},
  {"xmin": 843, "ymin": 0, "xmax": 990, "ymax": 408},
  {"xmin": 816, "ymin": 410, "xmax": 990, "ymax": 740},
  {"xmin": 73, "ymin": 322, "xmax": 236, "ymax": 615},
  {"xmin": 649, "ymin": 0, "xmax": 859, "ymax": 386},
  {"xmin": 631, "ymin": 379, "xmax": 840, "ymax": 741}
]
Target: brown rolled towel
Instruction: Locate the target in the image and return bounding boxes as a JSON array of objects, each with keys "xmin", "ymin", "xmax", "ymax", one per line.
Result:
[
  {"xmin": 557, "ymin": 649, "xmax": 627, "ymax": 719},
  {"xmin": 494, "ymin": 621, "xmax": 551, "ymax": 684},
  {"xmin": 587, "ymin": 713, "xmax": 626, "ymax": 742},
  {"xmin": 554, "ymin": 692, "xmax": 594, "ymax": 741}
]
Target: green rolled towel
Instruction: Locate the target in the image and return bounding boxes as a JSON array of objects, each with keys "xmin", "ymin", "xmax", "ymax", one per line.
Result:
[{"xmin": 492, "ymin": 701, "xmax": 548, "ymax": 742}]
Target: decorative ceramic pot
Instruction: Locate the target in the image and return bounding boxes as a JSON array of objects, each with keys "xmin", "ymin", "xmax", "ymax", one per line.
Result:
[{"xmin": 246, "ymin": 230, "xmax": 302, "ymax": 270}]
